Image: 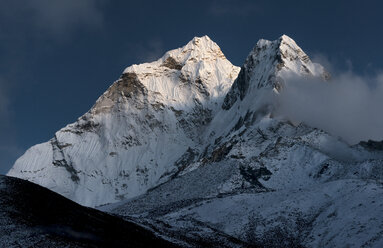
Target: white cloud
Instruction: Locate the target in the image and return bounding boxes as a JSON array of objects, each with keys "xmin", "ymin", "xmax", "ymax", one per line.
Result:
[
  {"xmin": 274, "ymin": 71, "xmax": 383, "ymax": 144},
  {"xmin": 311, "ymin": 53, "xmax": 334, "ymax": 74}
]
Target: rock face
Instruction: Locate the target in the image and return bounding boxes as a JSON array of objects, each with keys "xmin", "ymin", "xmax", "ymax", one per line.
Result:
[
  {"xmin": 8, "ymin": 36, "xmax": 240, "ymax": 207},
  {"xmin": 8, "ymin": 34, "xmax": 383, "ymax": 247}
]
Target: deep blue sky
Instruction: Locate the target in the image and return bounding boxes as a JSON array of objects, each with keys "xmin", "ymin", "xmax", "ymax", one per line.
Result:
[{"xmin": 0, "ymin": 0, "xmax": 382, "ymax": 173}]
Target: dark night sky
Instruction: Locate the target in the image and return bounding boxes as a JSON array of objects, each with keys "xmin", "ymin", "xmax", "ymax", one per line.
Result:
[{"xmin": 0, "ymin": 0, "xmax": 383, "ymax": 173}]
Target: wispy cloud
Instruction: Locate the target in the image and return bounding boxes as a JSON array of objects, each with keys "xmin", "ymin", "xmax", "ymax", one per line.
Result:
[
  {"xmin": 311, "ymin": 53, "xmax": 334, "ymax": 74},
  {"xmin": 0, "ymin": 0, "xmax": 106, "ymax": 37},
  {"xmin": 130, "ymin": 39, "xmax": 165, "ymax": 63},
  {"xmin": 209, "ymin": 0, "xmax": 262, "ymax": 17}
]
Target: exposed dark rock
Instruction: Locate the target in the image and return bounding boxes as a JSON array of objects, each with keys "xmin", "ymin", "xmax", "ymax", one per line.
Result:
[
  {"xmin": 222, "ymin": 64, "xmax": 251, "ymax": 110},
  {"xmin": 116, "ymin": 72, "xmax": 148, "ymax": 98},
  {"xmin": 173, "ymin": 147, "xmax": 199, "ymax": 178},
  {"xmin": 51, "ymin": 137, "xmax": 80, "ymax": 183},
  {"xmin": 122, "ymin": 135, "xmax": 142, "ymax": 148},
  {"xmin": 161, "ymin": 56, "xmax": 183, "ymax": 70},
  {"xmin": 315, "ymin": 162, "xmax": 330, "ymax": 178},
  {"xmin": 359, "ymin": 140, "xmax": 383, "ymax": 151},
  {"xmin": 151, "ymin": 102, "xmax": 165, "ymax": 111},
  {"xmin": 91, "ymin": 72, "xmax": 148, "ymax": 114},
  {"xmin": 205, "ymin": 142, "xmax": 236, "ymax": 163},
  {"xmin": 255, "ymin": 128, "xmax": 267, "ymax": 140},
  {"xmin": 301, "ymin": 64, "xmax": 311, "ymax": 74},
  {"xmin": 170, "ymin": 106, "xmax": 183, "ymax": 117},
  {"xmin": 233, "ymin": 116, "xmax": 245, "ymax": 131},
  {"xmin": 56, "ymin": 143, "xmax": 72, "ymax": 149},
  {"xmin": 52, "ymin": 159, "xmax": 80, "ymax": 182},
  {"xmin": 194, "ymin": 77, "xmax": 210, "ymax": 97},
  {"xmin": 76, "ymin": 121, "xmax": 100, "ymax": 132},
  {"xmin": 179, "ymin": 72, "xmax": 189, "ymax": 83},
  {"xmin": 240, "ymin": 165, "xmax": 272, "ymax": 188}
]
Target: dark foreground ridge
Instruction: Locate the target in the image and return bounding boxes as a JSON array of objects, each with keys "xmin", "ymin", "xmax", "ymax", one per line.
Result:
[{"xmin": 0, "ymin": 175, "xmax": 177, "ymax": 248}]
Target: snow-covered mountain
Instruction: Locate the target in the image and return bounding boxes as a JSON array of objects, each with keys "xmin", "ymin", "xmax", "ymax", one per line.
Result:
[
  {"xmin": 7, "ymin": 35, "xmax": 383, "ymax": 247},
  {"xmin": 8, "ymin": 36, "xmax": 240, "ymax": 207}
]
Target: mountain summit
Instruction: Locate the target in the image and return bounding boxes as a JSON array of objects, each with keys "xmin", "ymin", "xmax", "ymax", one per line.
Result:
[{"xmin": 223, "ymin": 34, "xmax": 329, "ymax": 110}]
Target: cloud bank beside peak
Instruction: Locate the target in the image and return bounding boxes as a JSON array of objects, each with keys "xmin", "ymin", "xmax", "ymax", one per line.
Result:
[{"xmin": 274, "ymin": 71, "xmax": 383, "ymax": 144}]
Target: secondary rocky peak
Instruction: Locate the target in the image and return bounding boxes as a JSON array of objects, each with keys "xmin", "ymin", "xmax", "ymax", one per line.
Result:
[
  {"xmin": 222, "ymin": 35, "xmax": 328, "ymax": 110},
  {"xmin": 249, "ymin": 34, "xmax": 315, "ymax": 75}
]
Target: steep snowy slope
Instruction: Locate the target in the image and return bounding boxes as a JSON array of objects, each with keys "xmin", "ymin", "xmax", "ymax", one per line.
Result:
[
  {"xmin": 104, "ymin": 36, "xmax": 383, "ymax": 247},
  {"xmin": 8, "ymin": 36, "xmax": 240, "ymax": 207}
]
